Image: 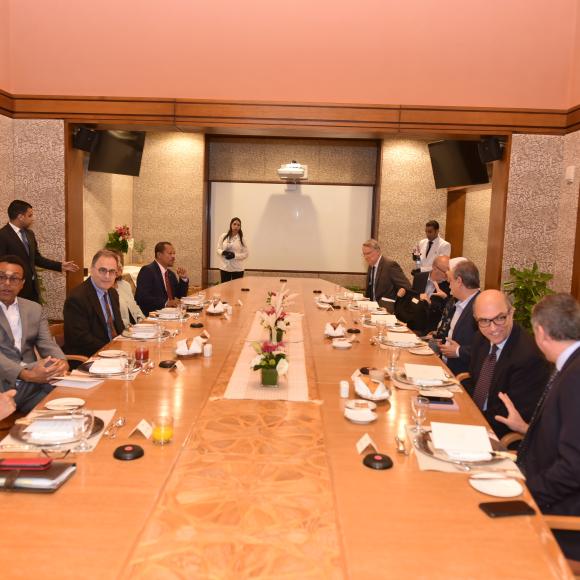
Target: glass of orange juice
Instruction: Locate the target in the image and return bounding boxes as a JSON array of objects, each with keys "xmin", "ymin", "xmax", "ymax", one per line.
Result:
[{"xmin": 152, "ymin": 414, "xmax": 174, "ymax": 445}]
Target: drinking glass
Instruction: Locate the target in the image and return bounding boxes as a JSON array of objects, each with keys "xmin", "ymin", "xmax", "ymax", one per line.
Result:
[
  {"xmin": 411, "ymin": 396, "xmax": 429, "ymax": 432},
  {"xmin": 124, "ymin": 356, "xmax": 136, "ymax": 379},
  {"xmin": 178, "ymin": 300, "xmax": 187, "ymax": 321},
  {"xmin": 135, "ymin": 346, "xmax": 149, "ymax": 369},
  {"xmin": 385, "ymin": 346, "xmax": 400, "ymax": 374},
  {"xmin": 72, "ymin": 410, "xmax": 95, "ymax": 452},
  {"xmin": 376, "ymin": 318, "xmax": 387, "ymax": 340},
  {"xmin": 152, "ymin": 414, "xmax": 174, "ymax": 445}
]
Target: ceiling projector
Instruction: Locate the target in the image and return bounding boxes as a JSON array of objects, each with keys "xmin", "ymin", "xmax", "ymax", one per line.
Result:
[{"xmin": 277, "ymin": 161, "xmax": 308, "ymax": 181}]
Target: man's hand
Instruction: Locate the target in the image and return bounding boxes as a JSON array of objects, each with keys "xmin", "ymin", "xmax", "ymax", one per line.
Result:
[
  {"xmin": 397, "ymin": 288, "xmax": 406, "ymax": 298},
  {"xmin": 62, "ymin": 261, "xmax": 80, "ymax": 272},
  {"xmin": 176, "ymin": 266, "xmax": 188, "ymax": 280},
  {"xmin": 439, "ymin": 339, "xmax": 460, "ymax": 358},
  {"xmin": 19, "ymin": 357, "xmax": 69, "ymax": 384},
  {"xmin": 0, "ymin": 389, "xmax": 17, "ymax": 420},
  {"xmin": 166, "ymin": 299, "xmax": 179, "ymax": 307},
  {"xmin": 431, "ymin": 281, "xmax": 448, "ymax": 300},
  {"xmin": 495, "ymin": 392, "xmax": 529, "ymax": 434},
  {"xmin": 419, "ymin": 292, "xmax": 430, "ymax": 303}
]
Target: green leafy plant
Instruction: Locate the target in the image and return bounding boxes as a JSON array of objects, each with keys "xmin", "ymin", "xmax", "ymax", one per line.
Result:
[
  {"xmin": 105, "ymin": 225, "xmax": 131, "ymax": 254},
  {"xmin": 504, "ymin": 262, "xmax": 554, "ymax": 332}
]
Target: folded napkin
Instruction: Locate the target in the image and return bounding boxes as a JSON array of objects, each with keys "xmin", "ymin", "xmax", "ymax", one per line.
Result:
[
  {"xmin": 89, "ymin": 358, "xmax": 125, "ymax": 374},
  {"xmin": 207, "ymin": 301, "xmax": 225, "ymax": 314},
  {"xmin": 157, "ymin": 307, "xmax": 179, "ymax": 319},
  {"xmin": 24, "ymin": 419, "xmax": 76, "ymax": 442},
  {"xmin": 319, "ymin": 294, "xmax": 335, "ymax": 304},
  {"xmin": 386, "ymin": 331, "xmax": 419, "ymax": 345},
  {"xmin": 324, "ymin": 322, "xmax": 345, "ymax": 337},
  {"xmin": 351, "ymin": 292, "xmax": 364, "ymax": 300},
  {"xmin": 176, "ymin": 336, "xmax": 204, "ymax": 356},
  {"xmin": 130, "ymin": 324, "xmax": 158, "ymax": 337},
  {"xmin": 445, "ymin": 450, "xmax": 492, "ymax": 462},
  {"xmin": 354, "ymin": 375, "xmax": 388, "ymax": 399},
  {"xmin": 430, "ymin": 422, "xmax": 492, "ymax": 459},
  {"xmin": 371, "ymin": 314, "xmax": 397, "ymax": 325}
]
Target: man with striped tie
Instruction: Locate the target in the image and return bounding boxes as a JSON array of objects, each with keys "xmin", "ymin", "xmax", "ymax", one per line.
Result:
[{"xmin": 496, "ymin": 293, "xmax": 580, "ymax": 562}]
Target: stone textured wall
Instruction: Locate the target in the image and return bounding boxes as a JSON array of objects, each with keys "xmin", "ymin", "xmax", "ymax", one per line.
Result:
[
  {"xmin": 379, "ymin": 138, "xmax": 447, "ymax": 276},
  {"xmin": 463, "ymin": 186, "xmax": 491, "ymax": 284}
]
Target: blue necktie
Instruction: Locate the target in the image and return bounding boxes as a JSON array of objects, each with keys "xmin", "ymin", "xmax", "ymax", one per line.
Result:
[{"xmin": 20, "ymin": 230, "xmax": 30, "ymax": 255}]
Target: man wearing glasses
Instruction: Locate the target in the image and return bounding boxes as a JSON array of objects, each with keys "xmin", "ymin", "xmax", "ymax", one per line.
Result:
[
  {"xmin": 0, "ymin": 255, "xmax": 68, "ymax": 412},
  {"xmin": 468, "ymin": 289, "xmax": 549, "ymax": 437},
  {"xmin": 63, "ymin": 249, "xmax": 125, "ymax": 357}
]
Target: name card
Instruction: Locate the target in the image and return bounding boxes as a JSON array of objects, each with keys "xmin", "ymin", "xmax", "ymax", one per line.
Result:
[
  {"xmin": 356, "ymin": 433, "xmax": 378, "ymax": 455},
  {"xmin": 129, "ymin": 419, "xmax": 152, "ymax": 439}
]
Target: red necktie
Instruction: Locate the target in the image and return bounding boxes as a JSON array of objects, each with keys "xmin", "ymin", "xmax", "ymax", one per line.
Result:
[
  {"xmin": 164, "ymin": 270, "xmax": 174, "ymax": 301},
  {"xmin": 472, "ymin": 344, "xmax": 497, "ymax": 409},
  {"xmin": 104, "ymin": 295, "xmax": 118, "ymax": 339}
]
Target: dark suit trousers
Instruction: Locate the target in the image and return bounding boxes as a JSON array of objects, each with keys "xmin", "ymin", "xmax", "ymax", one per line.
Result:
[{"xmin": 10, "ymin": 381, "xmax": 54, "ymax": 414}]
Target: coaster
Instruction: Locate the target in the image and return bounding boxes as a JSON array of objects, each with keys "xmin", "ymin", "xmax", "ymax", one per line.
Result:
[
  {"xmin": 363, "ymin": 453, "xmax": 393, "ymax": 470},
  {"xmin": 190, "ymin": 322, "xmax": 204, "ymax": 328},
  {"xmin": 347, "ymin": 328, "xmax": 361, "ymax": 334}
]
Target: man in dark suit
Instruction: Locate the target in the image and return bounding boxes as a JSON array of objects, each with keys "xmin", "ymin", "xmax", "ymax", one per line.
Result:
[
  {"xmin": 468, "ymin": 289, "xmax": 549, "ymax": 438},
  {"xmin": 135, "ymin": 241, "xmax": 189, "ymax": 316},
  {"xmin": 0, "ymin": 255, "xmax": 68, "ymax": 412},
  {"xmin": 0, "ymin": 200, "xmax": 78, "ymax": 302},
  {"xmin": 63, "ymin": 249, "xmax": 125, "ymax": 357},
  {"xmin": 497, "ymin": 294, "xmax": 580, "ymax": 562},
  {"xmin": 362, "ymin": 239, "xmax": 410, "ymax": 303},
  {"xmin": 439, "ymin": 259, "xmax": 480, "ymax": 375}
]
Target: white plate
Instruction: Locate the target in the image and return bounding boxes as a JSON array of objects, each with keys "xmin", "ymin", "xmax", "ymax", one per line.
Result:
[
  {"xmin": 469, "ymin": 476, "xmax": 523, "ymax": 498},
  {"xmin": 345, "ymin": 399, "xmax": 377, "ymax": 411},
  {"xmin": 409, "ymin": 346, "xmax": 435, "ymax": 356},
  {"xmin": 344, "ymin": 408, "xmax": 377, "ymax": 424},
  {"xmin": 45, "ymin": 397, "xmax": 85, "ymax": 411},
  {"xmin": 387, "ymin": 326, "xmax": 410, "ymax": 333},
  {"xmin": 98, "ymin": 349, "xmax": 126, "ymax": 358},
  {"xmin": 332, "ymin": 339, "xmax": 352, "ymax": 349}
]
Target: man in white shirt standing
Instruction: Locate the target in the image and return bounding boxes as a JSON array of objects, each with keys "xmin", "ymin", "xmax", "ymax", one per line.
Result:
[{"xmin": 413, "ymin": 220, "xmax": 451, "ymax": 273}]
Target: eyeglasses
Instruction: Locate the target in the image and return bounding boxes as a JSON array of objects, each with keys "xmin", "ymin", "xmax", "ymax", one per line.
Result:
[
  {"xmin": 476, "ymin": 312, "xmax": 511, "ymax": 328},
  {"xmin": 96, "ymin": 268, "xmax": 118, "ymax": 276},
  {"xmin": 0, "ymin": 273, "xmax": 24, "ymax": 285}
]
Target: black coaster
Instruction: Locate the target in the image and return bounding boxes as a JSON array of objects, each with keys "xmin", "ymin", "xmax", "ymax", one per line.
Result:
[
  {"xmin": 241, "ymin": 288, "xmax": 250, "ymax": 292},
  {"xmin": 279, "ymin": 278, "xmax": 287, "ymax": 282},
  {"xmin": 363, "ymin": 453, "xmax": 393, "ymax": 470},
  {"xmin": 159, "ymin": 360, "xmax": 177, "ymax": 369},
  {"xmin": 313, "ymin": 290, "xmax": 322, "ymax": 294},
  {"xmin": 114, "ymin": 444, "xmax": 144, "ymax": 461},
  {"xmin": 190, "ymin": 322, "xmax": 204, "ymax": 328},
  {"xmin": 347, "ymin": 328, "xmax": 360, "ymax": 334},
  {"xmin": 332, "ymin": 305, "xmax": 341, "ymax": 309},
  {"xmin": 359, "ymin": 366, "xmax": 370, "ymax": 375}
]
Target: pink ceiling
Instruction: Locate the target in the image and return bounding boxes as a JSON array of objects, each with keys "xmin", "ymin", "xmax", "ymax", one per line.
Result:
[{"xmin": 2, "ymin": 0, "xmax": 580, "ymax": 109}]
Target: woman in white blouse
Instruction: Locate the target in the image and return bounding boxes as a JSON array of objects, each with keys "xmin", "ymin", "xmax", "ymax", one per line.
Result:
[
  {"xmin": 216, "ymin": 217, "xmax": 249, "ymax": 282},
  {"xmin": 113, "ymin": 254, "xmax": 145, "ymax": 327}
]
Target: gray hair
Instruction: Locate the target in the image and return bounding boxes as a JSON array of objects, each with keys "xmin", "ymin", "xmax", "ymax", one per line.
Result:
[
  {"xmin": 362, "ymin": 239, "xmax": 381, "ymax": 251},
  {"xmin": 532, "ymin": 294, "xmax": 580, "ymax": 341},
  {"xmin": 91, "ymin": 249, "xmax": 120, "ymax": 267},
  {"xmin": 451, "ymin": 260, "xmax": 480, "ymax": 289}
]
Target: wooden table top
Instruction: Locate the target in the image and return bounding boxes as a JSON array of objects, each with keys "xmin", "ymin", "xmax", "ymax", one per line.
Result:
[{"xmin": 0, "ymin": 277, "xmax": 572, "ymax": 579}]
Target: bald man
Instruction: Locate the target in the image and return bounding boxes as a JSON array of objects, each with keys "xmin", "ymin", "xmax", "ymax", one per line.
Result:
[{"xmin": 468, "ymin": 289, "xmax": 550, "ymax": 437}]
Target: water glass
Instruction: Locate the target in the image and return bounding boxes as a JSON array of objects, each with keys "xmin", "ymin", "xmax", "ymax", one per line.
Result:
[
  {"xmin": 72, "ymin": 410, "xmax": 95, "ymax": 452},
  {"xmin": 385, "ymin": 346, "xmax": 400, "ymax": 374},
  {"xmin": 411, "ymin": 396, "xmax": 429, "ymax": 432},
  {"xmin": 376, "ymin": 318, "xmax": 387, "ymax": 340},
  {"xmin": 124, "ymin": 356, "xmax": 137, "ymax": 379}
]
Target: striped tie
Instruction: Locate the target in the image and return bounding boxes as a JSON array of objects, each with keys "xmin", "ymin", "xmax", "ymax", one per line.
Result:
[
  {"xmin": 472, "ymin": 344, "xmax": 498, "ymax": 409},
  {"xmin": 104, "ymin": 295, "xmax": 118, "ymax": 340}
]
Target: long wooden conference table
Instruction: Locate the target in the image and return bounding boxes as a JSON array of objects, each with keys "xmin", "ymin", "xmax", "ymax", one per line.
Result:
[{"xmin": 0, "ymin": 277, "xmax": 572, "ymax": 579}]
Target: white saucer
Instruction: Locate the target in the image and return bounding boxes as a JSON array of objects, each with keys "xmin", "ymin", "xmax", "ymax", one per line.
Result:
[
  {"xmin": 344, "ymin": 408, "xmax": 377, "ymax": 424},
  {"xmin": 45, "ymin": 397, "xmax": 85, "ymax": 411},
  {"xmin": 469, "ymin": 475, "xmax": 523, "ymax": 498},
  {"xmin": 388, "ymin": 326, "xmax": 410, "ymax": 333},
  {"xmin": 332, "ymin": 339, "xmax": 352, "ymax": 349},
  {"xmin": 409, "ymin": 346, "xmax": 435, "ymax": 356},
  {"xmin": 346, "ymin": 399, "xmax": 377, "ymax": 411},
  {"xmin": 98, "ymin": 349, "xmax": 126, "ymax": 358}
]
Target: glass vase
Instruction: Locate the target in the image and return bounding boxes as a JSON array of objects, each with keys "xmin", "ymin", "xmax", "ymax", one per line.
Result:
[{"xmin": 261, "ymin": 367, "xmax": 279, "ymax": 387}]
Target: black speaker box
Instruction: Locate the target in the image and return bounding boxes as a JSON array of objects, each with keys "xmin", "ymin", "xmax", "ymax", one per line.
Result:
[
  {"xmin": 478, "ymin": 137, "xmax": 503, "ymax": 163},
  {"xmin": 72, "ymin": 127, "xmax": 98, "ymax": 152}
]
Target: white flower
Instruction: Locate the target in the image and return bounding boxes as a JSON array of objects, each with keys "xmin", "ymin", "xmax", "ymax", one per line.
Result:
[
  {"xmin": 249, "ymin": 355, "xmax": 263, "ymax": 369},
  {"xmin": 276, "ymin": 358, "xmax": 289, "ymax": 376}
]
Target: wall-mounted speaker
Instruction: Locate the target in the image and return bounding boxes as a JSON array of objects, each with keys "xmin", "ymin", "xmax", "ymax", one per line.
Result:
[
  {"xmin": 478, "ymin": 137, "xmax": 504, "ymax": 163},
  {"xmin": 72, "ymin": 127, "xmax": 98, "ymax": 152}
]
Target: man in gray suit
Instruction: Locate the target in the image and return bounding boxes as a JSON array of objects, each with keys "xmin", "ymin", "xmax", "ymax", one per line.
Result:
[{"xmin": 0, "ymin": 255, "xmax": 68, "ymax": 413}]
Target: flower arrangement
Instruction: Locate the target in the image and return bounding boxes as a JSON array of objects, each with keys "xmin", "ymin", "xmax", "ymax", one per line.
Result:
[
  {"xmin": 261, "ymin": 285, "xmax": 297, "ymax": 343},
  {"xmin": 105, "ymin": 225, "xmax": 132, "ymax": 254},
  {"xmin": 250, "ymin": 341, "xmax": 289, "ymax": 386}
]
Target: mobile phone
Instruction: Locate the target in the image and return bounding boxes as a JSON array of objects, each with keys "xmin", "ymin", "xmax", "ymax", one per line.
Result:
[
  {"xmin": 0, "ymin": 458, "xmax": 53, "ymax": 470},
  {"xmin": 424, "ymin": 395, "xmax": 454, "ymax": 405},
  {"xmin": 479, "ymin": 501, "xmax": 535, "ymax": 518}
]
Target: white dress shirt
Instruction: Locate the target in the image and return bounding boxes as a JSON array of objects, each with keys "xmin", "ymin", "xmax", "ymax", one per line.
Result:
[
  {"xmin": 417, "ymin": 236, "xmax": 451, "ymax": 272},
  {"xmin": 0, "ymin": 298, "xmax": 23, "ymax": 351},
  {"xmin": 216, "ymin": 233, "xmax": 249, "ymax": 273}
]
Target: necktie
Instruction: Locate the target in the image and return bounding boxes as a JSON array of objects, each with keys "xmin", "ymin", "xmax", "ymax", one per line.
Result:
[
  {"xmin": 370, "ymin": 266, "xmax": 375, "ymax": 301},
  {"xmin": 104, "ymin": 294, "xmax": 118, "ymax": 340},
  {"xmin": 164, "ymin": 270, "xmax": 174, "ymax": 301},
  {"xmin": 435, "ymin": 299, "xmax": 456, "ymax": 340},
  {"xmin": 20, "ymin": 230, "xmax": 30, "ymax": 255},
  {"xmin": 426, "ymin": 240, "xmax": 434, "ymax": 257},
  {"xmin": 472, "ymin": 344, "xmax": 498, "ymax": 409},
  {"xmin": 517, "ymin": 369, "xmax": 559, "ymax": 468}
]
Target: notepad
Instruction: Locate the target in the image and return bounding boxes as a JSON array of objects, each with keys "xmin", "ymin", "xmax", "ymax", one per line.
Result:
[{"xmin": 430, "ymin": 422, "xmax": 492, "ymax": 455}]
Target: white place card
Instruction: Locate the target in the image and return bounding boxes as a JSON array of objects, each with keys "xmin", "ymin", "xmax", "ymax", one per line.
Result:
[
  {"xmin": 237, "ymin": 299, "xmax": 243, "ymax": 306},
  {"xmin": 174, "ymin": 360, "xmax": 186, "ymax": 373},
  {"xmin": 201, "ymin": 330, "xmax": 210, "ymax": 339},
  {"xmin": 430, "ymin": 422, "xmax": 492, "ymax": 454},
  {"xmin": 129, "ymin": 419, "xmax": 152, "ymax": 439},
  {"xmin": 356, "ymin": 433, "xmax": 378, "ymax": 455}
]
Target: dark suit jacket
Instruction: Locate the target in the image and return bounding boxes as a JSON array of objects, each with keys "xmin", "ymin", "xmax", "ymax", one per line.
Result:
[
  {"xmin": 411, "ymin": 273, "xmax": 451, "ymax": 334},
  {"xmin": 366, "ymin": 256, "xmax": 410, "ymax": 302},
  {"xmin": 522, "ymin": 347, "xmax": 580, "ymax": 558},
  {"xmin": 468, "ymin": 323, "xmax": 550, "ymax": 438},
  {"xmin": 63, "ymin": 278, "xmax": 124, "ymax": 357},
  {"xmin": 0, "ymin": 223, "xmax": 62, "ymax": 302},
  {"xmin": 134, "ymin": 261, "xmax": 189, "ymax": 316},
  {"xmin": 444, "ymin": 291, "xmax": 479, "ymax": 375}
]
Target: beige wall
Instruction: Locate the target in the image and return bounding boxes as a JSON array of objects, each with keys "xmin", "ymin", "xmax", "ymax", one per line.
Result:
[{"xmin": 463, "ymin": 186, "xmax": 491, "ymax": 284}]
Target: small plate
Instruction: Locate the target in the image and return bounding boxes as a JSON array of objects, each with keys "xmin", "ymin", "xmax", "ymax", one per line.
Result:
[
  {"xmin": 344, "ymin": 408, "xmax": 377, "ymax": 424},
  {"xmin": 346, "ymin": 399, "xmax": 377, "ymax": 411},
  {"xmin": 388, "ymin": 326, "xmax": 410, "ymax": 333},
  {"xmin": 332, "ymin": 339, "xmax": 352, "ymax": 349},
  {"xmin": 409, "ymin": 346, "xmax": 435, "ymax": 356},
  {"xmin": 97, "ymin": 350, "xmax": 127, "ymax": 358},
  {"xmin": 45, "ymin": 397, "xmax": 85, "ymax": 411},
  {"xmin": 469, "ymin": 476, "xmax": 523, "ymax": 498}
]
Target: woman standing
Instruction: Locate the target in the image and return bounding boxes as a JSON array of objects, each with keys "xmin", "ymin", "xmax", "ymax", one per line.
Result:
[{"xmin": 216, "ymin": 217, "xmax": 249, "ymax": 283}]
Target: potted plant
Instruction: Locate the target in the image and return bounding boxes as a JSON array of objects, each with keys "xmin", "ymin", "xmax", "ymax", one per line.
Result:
[
  {"xmin": 133, "ymin": 239, "xmax": 145, "ymax": 263},
  {"xmin": 105, "ymin": 225, "xmax": 131, "ymax": 263},
  {"xmin": 250, "ymin": 341, "xmax": 289, "ymax": 387},
  {"xmin": 504, "ymin": 262, "xmax": 554, "ymax": 332}
]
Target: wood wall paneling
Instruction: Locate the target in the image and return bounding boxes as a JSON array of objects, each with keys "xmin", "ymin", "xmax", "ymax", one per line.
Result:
[
  {"xmin": 571, "ymin": 183, "xmax": 580, "ymax": 301},
  {"xmin": 445, "ymin": 189, "xmax": 467, "ymax": 258},
  {"xmin": 484, "ymin": 136, "xmax": 512, "ymax": 290}
]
